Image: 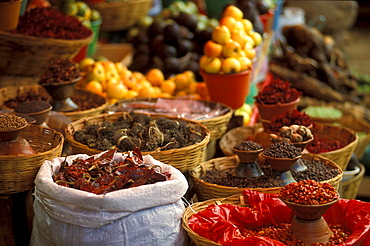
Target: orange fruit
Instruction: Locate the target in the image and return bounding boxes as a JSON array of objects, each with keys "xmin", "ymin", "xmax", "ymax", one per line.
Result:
[
  {"xmin": 138, "ymin": 85, "xmax": 156, "ymax": 98},
  {"xmin": 84, "ymin": 81, "xmax": 103, "ymax": 95},
  {"xmin": 146, "ymin": 68, "xmax": 164, "ymax": 87},
  {"xmin": 160, "ymin": 79, "xmax": 176, "ymax": 95},
  {"xmin": 174, "ymin": 73, "xmax": 190, "ymax": 91}
]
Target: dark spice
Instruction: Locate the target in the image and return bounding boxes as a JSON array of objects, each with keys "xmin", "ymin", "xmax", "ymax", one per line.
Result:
[
  {"xmin": 14, "ymin": 101, "xmax": 52, "ymax": 114},
  {"xmin": 262, "ymin": 141, "xmax": 302, "ymax": 159},
  {"xmin": 234, "ymin": 140, "xmax": 263, "ymax": 151},
  {"xmin": 38, "ymin": 59, "xmax": 81, "ymax": 85},
  {"xmin": 201, "ymin": 158, "xmax": 340, "ymax": 188},
  {"xmin": 3, "ymin": 89, "xmax": 50, "ymax": 109},
  {"xmin": 254, "ymin": 78, "xmax": 301, "ymax": 105},
  {"xmin": 11, "ymin": 7, "xmax": 92, "ymax": 39},
  {"xmin": 0, "ymin": 115, "xmax": 28, "ymax": 131},
  {"xmin": 269, "ymin": 110, "xmax": 315, "ymax": 133}
]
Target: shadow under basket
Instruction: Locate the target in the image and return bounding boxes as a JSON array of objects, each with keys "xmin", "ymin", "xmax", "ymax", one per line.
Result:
[{"xmin": 340, "ymin": 163, "xmax": 365, "ymax": 199}]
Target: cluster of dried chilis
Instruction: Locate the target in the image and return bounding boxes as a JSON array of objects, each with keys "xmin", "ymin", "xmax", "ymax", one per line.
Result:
[
  {"xmin": 53, "ymin": 148, "xmax": 171, "ymax": 195},
  {"xmin": 269, "ymin": 110, "xmax": 315, "ymax": 133},
  {"xmin": 73, "ymin": 112, "xmax": 205, "ymax": 152},
  {"xmin": 279, "ymin": 179, "xmax": 339, "ymax": 205},
  {"xmin": 306, "ymin": 137, "xmax": 344, "ymax": 154},
  {"xmin": 3, "ymin": 89, "xmax": 50, "ymax": 109},
  {"xmin": 254, "ymin": 78, "xmax": 301, "ymax": 105},
  {"xmin": 0, "ymin": 115, "xmax": 28, "ymax": 131},
  {"xmin": 262, "ymin": 141, "xmax": 302, "ymax": 159},
  {"xmin": 233, "ymin": 140, "xmax": 263, "ymax": 151},
  {"xmin": 38, "ymin": 59, "xmax": 81, "ymax": 85},
  {"xmin": 11, "ymin": 7, "xmax": 92, "ymax": 39},
  {"xmin": 240, "ymin": 223, "xmax": 349, "ymax": 245},
  {"xmin": 270, "ymin": 125, "xmax": 313, "ymax": 143}
]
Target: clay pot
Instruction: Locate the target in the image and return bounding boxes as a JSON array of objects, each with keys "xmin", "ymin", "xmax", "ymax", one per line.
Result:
[
  {"xmin": 0, "ymin": 121, "xmax": 27, "ymax": 141},
  {"xmin": 256, "ymin": 97, "xmax": 300, "ymax": 131},
  {"xmin": 14, "ymin": 101, "xmax": 53, "ymax": 125},
  {"xmin": 261, "ymin": 153, "xmax": 301, "ymax": 172},
  {"xmin": 200, "ymin": 69, "xmax": 252, "ymax": 109},
  {"xmin": 233, "ymin": 148, "xmax": 264, "ymax": 178}
]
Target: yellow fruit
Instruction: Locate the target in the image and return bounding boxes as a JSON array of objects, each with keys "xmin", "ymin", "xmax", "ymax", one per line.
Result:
[
  {"xmin": 157, "ymin": 92, "xmax": 172, "ymax": 98},
  {"xmin": 90, "ymin": 9, "xmax": 101, "ymax": 22},
  {"xmin": 125, "ymin": 90, "xmax": 139, "ymax": 99},
  {"xmin": 62, "ymin": 2, "xmax": 78, "ymax": 16},
  {"xmin": 146, "ymin": 68, "xmax": 164, "ymax": 87},
  {"xmin": 76, "ymin": 1, "xmax": 91, "ymax": 20},
  {"xmin": 84, "ymin": 81, "xmax": 103, "ymax": 95},
  {"xmin": 106, "ymin": 82, "xmax": 128, "ymax": 100},
  {"xmin": 79, "ymin": 57, "xmax": 95, "ymax": 71},
  {"xmin": 174, "ymin": 73, "xmax": 190, "ymax": 90},
  {"xmin": 160, "ymin": 79, "xmax": 176, "ymax": 95},
  {"xmin": 182, "ymin": 70, "xmax": 196, "ymax": 82},
  {"xmin": 138, "ymin": 85, "xmax": 156, "ymax": 98}
]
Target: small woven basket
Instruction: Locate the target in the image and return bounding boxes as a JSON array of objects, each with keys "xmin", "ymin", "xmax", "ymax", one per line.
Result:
[
  {"xmin": 340, "ymin": 163, "xmax": 365, "ymax": 199},
  {"xmin": 182, "ymin": 194, "xmax": 248, "ymax": 246},
  {"xmin": 0, "ymin": 125, "xmax": 64, "ymax": 194},
  {"xmin": 89, "ymin": 0, "xmax": 153, "ymax": 31},
  {"xmin": 190, "ymin": 153, "xmax": 343, "ymax": 202},
  {"xmin": 338, "ymin": 115, "xmax": 370, "ymax": 160},
  {"xmin": 310, "ymin": 123, "xmax": 358, "ymax": 171},
  {"xmin": 62, "ymin": 89, "xmax": 108, "ymax": 122},
  {"xmin": 65, "ymin": 112, "xmax": 210, "ymax": 172},
  {"xmin": 0, "ymin": 30, "xmax": 93, "ymax": 77}
]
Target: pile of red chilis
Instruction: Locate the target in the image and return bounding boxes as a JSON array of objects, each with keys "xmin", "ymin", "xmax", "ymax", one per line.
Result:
[
  {"xmin": 269, "ymin": 109, "xmax": 315, "ymax": 133},
  {"xmin": 307, "ymin": 137, "xmax": 344, "ymax": 153},
  {"xmin": 279, "ymin": 180, "xmax": 339, "ymax": 205},
  {"xmin": 254, "ymin": 78, "xmax": 301, "ymax": 105},
  {"xmin": 11, "ymin": 7, "xmax": 92, "ymax": 39}
]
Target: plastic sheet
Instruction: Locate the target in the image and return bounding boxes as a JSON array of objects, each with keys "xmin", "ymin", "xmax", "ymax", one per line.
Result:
[{"xmin": 188, "ymin": 189, "xmax": 370, "ymax": 245}]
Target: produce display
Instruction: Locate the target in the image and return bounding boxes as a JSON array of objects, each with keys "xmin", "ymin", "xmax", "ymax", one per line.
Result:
[
  {"xmin": 61, "ymin": 0, "xmax": 102, "ymax": 29},
  {"xmin": 53, "ymin": 148, "xmax": 171, "ymax": 194}
]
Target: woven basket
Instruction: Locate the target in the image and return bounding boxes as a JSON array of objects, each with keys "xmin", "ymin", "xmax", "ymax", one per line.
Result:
[
  {"xmin": 89, "ymin": 0, "xmax": 153, "ymax": 31},
  {"xmin": 340, "ymin": 163, "xmax": 365, "ymax": 199},
  {"xmin": 62, "ymin": 89, "xmax": 108, "ymax": 122},
  {"xmin": 0, "ymin": 30, "xmax": 93, "ymax": 77},
  {"xmin": 310, "ymin": 123, "xmax": 358, "ymax": 171},
  {"xmin": 0, "ymin": 84, "xmax": 52, "ymax": 110},
  {"xmin": 338, "ymin": 115, "xmax": 370, "ymax": 159},
  {"xmin": 65, "ymin": 112, "xmax": 210, "ymax": 172},
  {"xmin": 0, "ymin": 125, "xmax": 64, "ymax": 194},
  {"xmin": 219, "ymin": 123, "xmax": 264, "ymax": 156},
  {"xmin": 182, "ymin": 194, "xmax": 248, "ymax": 246},
  {"xmin": 190, "ymin": 153, "xmax": 343, "ymax": 202}
]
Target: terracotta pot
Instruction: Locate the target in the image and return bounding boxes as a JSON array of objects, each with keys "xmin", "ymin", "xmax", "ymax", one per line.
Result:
[
  {"xmin": 200, "ymin": 69, "xmax": 252, "ymax": 109},
  {"xmin": 256, "ymin": 97, "xmax": 300, "ymax": 131},
  {"xmin": 0, "ymin": 0, "xmax": 22, "ymax": 31}
]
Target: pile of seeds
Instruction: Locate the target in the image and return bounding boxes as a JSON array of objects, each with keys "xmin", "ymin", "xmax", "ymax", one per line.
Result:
[
  {"xmin": 262, "ymin": 141, "xmax": 302, "ymax": 158},
  {"xmin": 3, "ymin": 90, "xmax": 50, "ymax": 109},
  {"xmin": 234, "ymin": 140, "xmax": 263, "ymax": 151},
  {"xmin": 0, "ymin": 115, "xmax": 28, "ymax": 131},
  {"xmin": 14, "ymin": 101, "xmax": 52, "ymax": 114},
  {"xmin": 201, "ymin": 158, "xmax": 340, "ymax": 188},
  {"xmin": 279, "ymin": 179, "xmax": 339, "ymax": 205}
]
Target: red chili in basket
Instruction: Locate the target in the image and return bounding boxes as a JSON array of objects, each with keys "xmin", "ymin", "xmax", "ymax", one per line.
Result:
[
  {"xmin": 279, "ymin": 180, "xmax": 338, "ymax": 205},
  {"xmin": 11, "ymin": 7, "xmax": 92, "ymax": 39},
  {"xmin": 306, "ymin": 137, "xmax": 344, "ymax": 154},
  {"xmin": 255, "ymin": 78, "xmax": 301, "ymax": 105}
]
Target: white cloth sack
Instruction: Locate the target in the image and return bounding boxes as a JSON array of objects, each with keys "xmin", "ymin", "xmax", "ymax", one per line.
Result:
[{"xmin": 30, "ymin": 152, "xmax": 189, "ymax": 246}]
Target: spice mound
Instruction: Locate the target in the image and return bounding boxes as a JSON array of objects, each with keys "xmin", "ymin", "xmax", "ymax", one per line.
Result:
[
  {"xmin": 38, "ymin": 59, "xmax": 81, "ymax": 85},
  {"xmin": 73, "ymin": 112, "xmax": 205, "ymax": 152},
  {"xmin": 53, "ymin": 148, "xmax": 171, "ymax": 195},
  {"xmin": 11, "ymin": 7, "xmax": 92, "ymax": 39},
  {"xmin": 279, "ymin": 180, "xmax": 339, "ymax": 205},
  {"xmin": 262, "ymin": 141, "xmax": 302, "ymax": 159},
  {"xmin": 14, "ymin": 101, "xmax": 52, "ymax": 114},
  {"xmin": 234, "ymin": 140, "xmax": 262, "ymax": 151}
]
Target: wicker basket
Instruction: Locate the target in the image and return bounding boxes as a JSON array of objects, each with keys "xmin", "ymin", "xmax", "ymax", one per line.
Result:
[
  {"xmin": 89, "ymin": 0, "xmax": 153, "ymax": 31},
  {"xmin": 65, "ymin": 112, "xmax": 210, "ymax": 172},
  {"xmin": 340, "ymin": 163, "xmax": 365, "ymax": 199},
  {"xmin": 0, "ymin": 84, "xmax": 52, "ymax": 109},
  {"xmin": 0, "ymin": 30, "xmax": 93, "ymax": 77},
  {"xmin": 310, "ymin": 123, "xmax": 358, "ymax": 171},
  {"xmin": 338, "ymin": 115, "xmax": 370, "ymax": 160},
  {"xmin": 182, "ymin": 194, "xmax": 248, "ymax": 246},
  {"xmin": 62, "ymin": 89, "xmax": 108, "ymax": 122},
  {"xmin": 190, "ymin": 153, "xmax": 343, "ymax": 202},
  {"xmin": 0, "ymin": 125, "xmax": 64, "ymax": 194}
]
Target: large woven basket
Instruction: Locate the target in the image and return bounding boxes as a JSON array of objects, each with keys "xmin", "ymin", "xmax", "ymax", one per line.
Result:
[
  {"xmin": 65, "ymin": 112, "xmax": 210, "ymax": 172},
  {"xmin": 182, "ymin": 194, "xmax": 248, "ymax": 246},
  {"xmin": 89, "ymin": 0, "xmax": 153, "ymax": 31},
  {"xmin": 0, "ymin": 30, "xmax": 93, "ymax": 77},
  {"xmin": 190, "ymin": 153, "xmax": 343, "ymax": 202},
  {"xmin": 0, "ymin": 125, "xmax": 64, "ymax": 194},
  {"xmin": 62, "ymin": 89, "xmax": 108, "ymax": 122},
  {"xmin": 338, "ymin": 115, "xmax": 370, "ymax": 160},
  {"xmin": 310, "ymin": 123, "xmax": 358, "ymax": 171},
  {"xmin": 340, "ymin": 163, "xmax": 365, "ymax": 200},
  {"xmin": 0, "ymin": 84, "xmax": 52, "ymax": 109}
]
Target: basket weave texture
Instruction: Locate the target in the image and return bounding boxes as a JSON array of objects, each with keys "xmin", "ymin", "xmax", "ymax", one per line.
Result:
[
  {"xmin": 182, "ymin": 195, "xmax": 247, "ymax": 246},
  {"xmin": 65, "ymin": 112, "xmax": 210, "ymax": 172},
  {"xmin": 0, "ymin": 125, "xmax": 64, "ymax": 194},
  {"xmin": 62, "ymin": 89, "xmax": 108, "ymax": 122},
  {"xmin": 0, "ymin": 31, "xmax": 93, "ymax": 77},
  {"xmin": 340, "ymin": 163, "xmax": 365, "ymax": 199},
  {"xmin": 190, "ymin": 153, "xmax": 342, "ymax": 202},
  {"xmin": 89, "ymin": 0, "xmax": 153, "ymax": 31}
]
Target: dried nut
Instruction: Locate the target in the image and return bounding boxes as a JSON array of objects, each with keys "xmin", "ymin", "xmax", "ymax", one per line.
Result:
[
  {"xmin": 279, "ymin": 127, "xmax": 293, "ymax": 138},
  {"xmin": 296, "ymin": 125, "xmax": 307, "ymax": 136},
  {"xmin": 290, "ymin": 124, "xmax": 300, "ymax": 131},
  {"xmin": 291, "ymin": 133, "xmax": 303, "ymax": 142}
]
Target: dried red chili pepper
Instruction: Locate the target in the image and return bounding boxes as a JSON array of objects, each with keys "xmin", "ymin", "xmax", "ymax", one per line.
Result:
[
  {"xmin": 306, "ymin": 137, "xmax": 344, "ymax": 153},
  {"xmin": 255, "ymin": 78, "xmax": 301, "ymax": 105}
]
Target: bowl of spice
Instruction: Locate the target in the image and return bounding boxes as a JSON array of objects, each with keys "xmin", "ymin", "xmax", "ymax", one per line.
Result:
[
  {"xmin": 0, "ymin": 114, "xmax": 28, "ymax": 141},
  {"xmin": 14, "ymin": 100, "xmax": 52, "ymax": 125}
]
